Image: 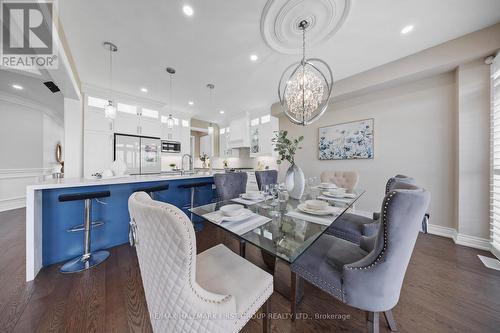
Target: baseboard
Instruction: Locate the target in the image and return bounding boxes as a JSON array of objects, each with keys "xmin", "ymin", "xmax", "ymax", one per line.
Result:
[
  {"xmin": 427, "ymin": 224, "xmax": 458, "ymax": 240},
  {"xmin": 0, "ymin": 197, "xmax": 26, "ymax": 212},
  {"xmin": 427, "ymin": 224, "xmax": 490, "ymax": 251},
  {"xmin": 455, "ymin": 233, "xmax": 491, "ymax": 251}
]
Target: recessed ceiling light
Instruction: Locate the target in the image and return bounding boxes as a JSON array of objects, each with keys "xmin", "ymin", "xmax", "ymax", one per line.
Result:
[
  {"xmin": 188, "ymin": 101, "xmax": 194, "ymax": 106},
  {"xmin": 12, "ymin": 84, "xmax": 23, "ymax": 90},
  {"xmin": 183, "ymin": 5, "xmax": 194, "ymax": 17},
  {"xmin": 401, "ymin": 25, "xmax": 414, "ymax": 35},
  {"xmin": 140, "ymin": 87, "xmax": 148, "ymax": 93},
  {"xmin": 219, "ymin": 110, "xmax": 225, "ymax": 114},
  {"xmin": 250, "ymin": 54, "xmax": 258, "ymax": 62}
]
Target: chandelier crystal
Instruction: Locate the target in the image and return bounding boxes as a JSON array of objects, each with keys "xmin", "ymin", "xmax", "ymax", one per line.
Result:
[{"xmin": 278, "ymin": 20, "xmax": 333, "ymax": 126}]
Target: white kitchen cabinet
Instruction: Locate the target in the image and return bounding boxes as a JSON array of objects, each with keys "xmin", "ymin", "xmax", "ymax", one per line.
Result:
[
  {"xmin": 114, "ymin": 112, "xmax": 139, "ymax": 135},
  {"xmin": 85, "ymin": 109, "xmax": 114, "ymax": 132},
  {"xmin": 228, "ymin": 116, "xmax": 250, "ymax": 148},
  {"xmin": 180, "ymin": 120, "xmax": 191, "ymax": 155},
  {"xmin": 249, "ymin": 115, "xmax": 279, "ymax": 157},
  {"xmin": 83, "ymin": 130, "xmax": 114, "ymax": 177},
  {"xmin": 141, "ymin": 117, "xmax": 162, "ymax": 137},
  {"xmin": 219, "ymin": 128, "xmax": 239, "ymax": 158}
]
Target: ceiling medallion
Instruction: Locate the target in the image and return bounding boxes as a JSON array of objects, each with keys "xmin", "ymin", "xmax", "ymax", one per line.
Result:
[
  {"xmin": 260, "ymin": 0, "xmax": 350, "ymax": 54},
  {"xmin": 278, "ymin": 20, "xmax": 333, "ymax": 126}
]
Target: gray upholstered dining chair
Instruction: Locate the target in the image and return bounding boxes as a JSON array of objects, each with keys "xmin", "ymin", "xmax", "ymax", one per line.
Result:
[
  {"xmin": 291, "ymin": 183, "xmax": 430, "ymax": 332},
  {"xmin": 128, "ymin": 192, "xmax": 273, "ymax": 333},
  {"xmin": 255, "ymin": 170, "xmax": 278, "ymax": 191},
  {"xmin": 326, "ymin": 175, "xmax": 417, "ymax": 244},
  {"xmin": 214, "ymin": 172, "xmax": 248, "ymax": 201}
]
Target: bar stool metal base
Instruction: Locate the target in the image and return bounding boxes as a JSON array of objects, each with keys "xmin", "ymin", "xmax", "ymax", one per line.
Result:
[{"xmin": 60, "ymin": 250, "xmax": 110, "ymax": 273}]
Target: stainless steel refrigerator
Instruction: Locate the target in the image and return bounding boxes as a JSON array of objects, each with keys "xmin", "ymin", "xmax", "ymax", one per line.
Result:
[{"xmin": 114, "ymin": 134, "xmax": 161, "ymax": 175}]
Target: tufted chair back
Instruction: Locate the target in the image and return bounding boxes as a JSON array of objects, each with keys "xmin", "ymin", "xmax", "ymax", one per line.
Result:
[
  {"xmin": 342, "ymin": 183, "xmax": 430, "ymax": 312},
  {"xmin": 255, "ymin": 170, "xmax": 278, "ymax": 191},
  {"xmin": 385, "ymin": 174, "xmax": 416, "ymax": 194},
  {"xmin": 128, "ymin": 192, "xmax": 236, "ymax": 332},
  {"xmin": 320, "ymin": 171, "xmax": 359, "ymax": 191},
  {"xmin": 214, "ymin": 172, "xmax": 248, "ymax": 201}
]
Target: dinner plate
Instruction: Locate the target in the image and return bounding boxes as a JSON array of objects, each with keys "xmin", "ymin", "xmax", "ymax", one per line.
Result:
[
  {"xmin": 297, "ymin": 204, "xmax": 336, "ymax": 216},
  {"xmin": 241, "ymin": 193, "xmax": 265, "ymax": 201},
  {"xmin": 322, "ymin": 191, "xmax": 355, "ymax": 199},
  {"xmin": 219, "ymin": 209, "xmax": 253, "ymax": 222}
]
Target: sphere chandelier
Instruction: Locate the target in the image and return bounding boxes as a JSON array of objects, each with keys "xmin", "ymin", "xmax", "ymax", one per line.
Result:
[{"xmin": 278, "ymin": 20, "xmax": 333, "ymax": 126}]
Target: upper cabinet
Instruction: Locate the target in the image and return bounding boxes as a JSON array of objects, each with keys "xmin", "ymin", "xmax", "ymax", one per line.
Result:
[
  {"xmin": 219, "ymin": 127, "xmax": 240, "ymax": 158},
  {"xmin": 249, "ymin": 115, "xmax": 279, "ymax": 157},
  {"xmin": 228, "ymin": 115, "xmax": 250, "ymax": 148},
  {"xmin": 113, "ymin": 103, "xmax": 161, "ymax": 137}
]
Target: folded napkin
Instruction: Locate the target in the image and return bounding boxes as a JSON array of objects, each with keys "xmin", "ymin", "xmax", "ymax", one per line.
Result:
[
  {"xmin": 202, "ymin": 210, "xmax": 271, "ymax": 235},
  {"xmin": 317, "ymin": 195, "xmax": 353, "ymax": 204},
  {"xmin": 286, "ymin": 208, "xmax": 342, "ymax": 226},
  {"xmin": 231, "ymin": 195, "xmax": 273, "ymax": 206}
]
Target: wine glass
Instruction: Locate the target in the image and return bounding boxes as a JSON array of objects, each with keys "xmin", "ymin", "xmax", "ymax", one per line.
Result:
[
  {"xmin": 260, "ymin": 185, "xmax": 271, "ymax": 209},
  {"xmin": 270, "ymin": 184, "xmax": 279, "ymax": 207}
]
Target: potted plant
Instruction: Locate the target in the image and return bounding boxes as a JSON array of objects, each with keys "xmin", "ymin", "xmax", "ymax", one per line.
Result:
[
  {"xmin": 273, "ymin": 130, "xmax": 305, "ymax": 199},
  {"xmin": 199, "ymin": 153, "xmax": 209, "ymax": 168}
]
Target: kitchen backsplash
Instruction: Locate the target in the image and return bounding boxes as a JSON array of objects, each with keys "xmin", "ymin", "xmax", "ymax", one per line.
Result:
[{"xmin": 161, "ymin": 149, "xmax": 278, "ymax": 171}]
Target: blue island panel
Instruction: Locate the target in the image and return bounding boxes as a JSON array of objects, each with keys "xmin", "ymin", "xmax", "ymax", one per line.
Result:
[{"xmin": 42, "ymin": 177, "xmax": 215, "ymax": 266}]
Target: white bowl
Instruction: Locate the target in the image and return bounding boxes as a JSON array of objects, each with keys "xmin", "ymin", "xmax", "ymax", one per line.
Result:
[
  {"xmin": 329, "ymin": 187, "xmax": 347, "ymax": 194},
  {"xmin": 305, "ymin": 200, "xmax": 329, "ymax": 211},
  {"xmin": 320, "ymin": 182, "xmax": 337, "ymax": 189},
  {"xmin": 220, "ymin": 204, "xmax": 244, "ymax": 217},
  {"xmin": 245, "ymin": 191, "xmax": 261, "ymax": 199}
]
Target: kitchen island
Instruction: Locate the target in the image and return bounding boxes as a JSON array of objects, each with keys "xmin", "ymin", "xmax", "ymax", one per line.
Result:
[{"xmin": 26, "ymin": 172, "xmax": 217, "ymax": 281}]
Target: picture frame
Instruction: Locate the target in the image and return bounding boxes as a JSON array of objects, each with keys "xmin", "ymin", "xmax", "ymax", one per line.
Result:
[{"xmin": 318, "ymin": 118, "xmax": 374, "ymax": 160}]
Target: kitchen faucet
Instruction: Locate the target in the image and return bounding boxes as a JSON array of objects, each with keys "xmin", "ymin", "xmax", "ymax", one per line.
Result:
[{"xmin": 182, "ymin": 154, "xmax": 193, "ymax": 171}]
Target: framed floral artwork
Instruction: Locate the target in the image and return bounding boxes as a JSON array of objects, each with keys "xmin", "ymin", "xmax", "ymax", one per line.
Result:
[{"xmin": 319, "ymin": 119, "xmax": 374, "ymax": 160}]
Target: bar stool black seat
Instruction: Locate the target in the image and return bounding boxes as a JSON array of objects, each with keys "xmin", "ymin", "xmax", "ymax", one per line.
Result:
[
  {"xmin": 179, "ymin": 181, "xmax": 214, "ymax": 221},
  {"xmin": 135, "ymin": 183, "xmax": 169, "ymax": 200},
  {"xmin": 58, "ymin": 190, "xmax": 111, "ymax": 273}
]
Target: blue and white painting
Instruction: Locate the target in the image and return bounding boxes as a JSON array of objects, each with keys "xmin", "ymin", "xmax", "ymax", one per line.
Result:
[{"xmin": 319, "ymin": 119, "xmax": 374, "ymax": 160}]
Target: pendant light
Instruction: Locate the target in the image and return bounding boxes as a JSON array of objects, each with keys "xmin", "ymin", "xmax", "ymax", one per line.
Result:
[
  {"xmin": 278, "ymin": 20, "xmax": 333, "ymax": 126},
  {"xmin": 206, "ymin": 83, "xmax": 215, "ymax": 134},
  {"xmin": 166, "ymin": 67, "xmax": 176, "ymax": 129},
  {"xmin": 103, "ymin": 42, "xmax": 118, "ymax": 120}
]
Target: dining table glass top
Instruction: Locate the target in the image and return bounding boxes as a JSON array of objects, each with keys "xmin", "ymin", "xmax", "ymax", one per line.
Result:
[{"xmin": 189, "ymin": 187, "xmax": 365, "ymax": 264}]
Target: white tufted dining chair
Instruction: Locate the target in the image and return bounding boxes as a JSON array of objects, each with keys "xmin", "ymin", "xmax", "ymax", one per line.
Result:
[
  {"xmin": 320, "ymin": 171, "xmax": 359, "ymax": 191},
  {"xmin": 128, "ymin": 192, "xmax": 273, "ymax": 333}
]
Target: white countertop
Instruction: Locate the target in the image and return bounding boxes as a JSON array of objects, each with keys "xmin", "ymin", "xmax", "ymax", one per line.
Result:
[{"xmin": 26, "ymin": 172, "xmax": 216, "ymax": 191}]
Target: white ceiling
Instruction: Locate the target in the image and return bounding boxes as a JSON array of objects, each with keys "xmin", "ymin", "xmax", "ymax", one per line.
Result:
[
  {"xmin": 0, "ymin": 68, "xmax": 64, "ymax": 117},
  {"xmin": 59, "ymin": 0, "xmax": 500, "ymax": 122}
]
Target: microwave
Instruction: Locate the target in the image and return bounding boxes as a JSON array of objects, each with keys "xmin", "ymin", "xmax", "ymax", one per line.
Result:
[{"xmin": 161, "ymin": 140, "xmax": 181, "ymax": 153}]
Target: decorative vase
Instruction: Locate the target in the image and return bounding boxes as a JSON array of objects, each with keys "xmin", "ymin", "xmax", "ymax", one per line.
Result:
[{"xmin": 285, "ymin": 164, "xmax": 305, "ymax": 199}]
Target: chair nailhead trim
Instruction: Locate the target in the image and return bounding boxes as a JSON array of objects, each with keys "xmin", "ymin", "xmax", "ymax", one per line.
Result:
[{"xmin": 345, "ymin": 191, "xmax": 396, "ymax": 271}]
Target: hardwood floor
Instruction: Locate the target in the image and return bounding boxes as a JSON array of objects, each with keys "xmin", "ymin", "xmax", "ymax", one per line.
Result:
[{"xmin": 1, "ymin": 208, "xmax": 499, "ymax": 332}]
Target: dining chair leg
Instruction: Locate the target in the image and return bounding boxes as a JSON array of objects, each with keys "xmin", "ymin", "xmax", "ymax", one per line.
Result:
[
  {"xmin": 291, "ymin": 271, "xmax": 299, "ymax": 321},
  {"xmin": 384, "ymin": 310, "xmax": 398, "ymax": 332},
  {"xmin": 367, "ymin": 311, "xmax": 379, "ymax": 333},
  {"xmin": 262, "ymin": 299, "xmax": 271, "ymax": 333},
  {"xmin": 239, "ymin": 239, "xmax": 246, "ymax": 257}
]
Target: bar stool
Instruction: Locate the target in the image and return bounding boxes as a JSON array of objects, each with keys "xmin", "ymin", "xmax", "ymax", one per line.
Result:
[
  {"xmin": 135, "ymin": 183, "xmax": 170, "ymax": 200},
  {"xmin": 178, "ymin": 181, "xmax": 214, "ymax": 221},
  {"xmin": 130, "ymin": 183, "xmax": 170, "ymax": 246},
  {"xmin": 58, "ymin": 190, "xmax": 111, "ymax": 273}
]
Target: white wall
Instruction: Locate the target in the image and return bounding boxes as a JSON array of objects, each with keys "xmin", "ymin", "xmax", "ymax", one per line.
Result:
[
  {"xmin": 457, "ymin": 59, "xmax": 491, "ymax": 239},
  {"xmin": 279, "ymin": 73, "xmax": 457, "ymax": 230},
  {"xmin": 0, "ymin": 95, "xmax": 63, "ymax": 211},
  {"xmin": 63, "ymin": 97, "xmax": 83, "ymax": 178}
]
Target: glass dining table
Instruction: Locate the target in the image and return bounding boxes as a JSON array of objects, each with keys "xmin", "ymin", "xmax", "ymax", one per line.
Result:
[
  {"xmin": 190, "ymin": 187, "xmax": 365, "ymax": 300},
  {"xmin": 189, "ymin": 187, "xmax": 365, "ymax": 298}
]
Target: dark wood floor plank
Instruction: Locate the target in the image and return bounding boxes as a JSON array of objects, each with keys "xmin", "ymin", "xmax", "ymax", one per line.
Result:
[{"xmin": 1, "ymin": 209, "xmax": 500, "ymax": 333}]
